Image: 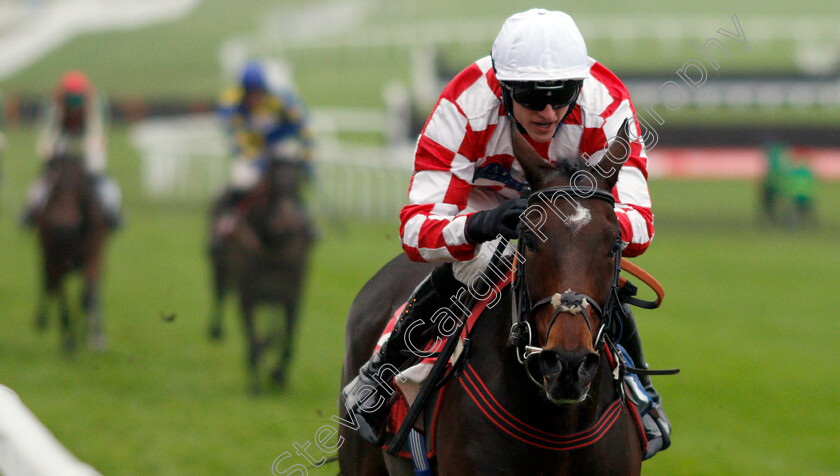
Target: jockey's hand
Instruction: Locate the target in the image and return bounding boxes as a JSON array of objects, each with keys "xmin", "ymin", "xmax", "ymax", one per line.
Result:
[{"xmin": 464, "ymin": 198, "xmax": 528, "ymax": 244}]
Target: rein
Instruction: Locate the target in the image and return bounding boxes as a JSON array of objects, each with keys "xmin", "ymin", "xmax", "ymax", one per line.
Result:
[{"xmin": 618, "ymin": 259, "xmax": 664, "ymax": 309}]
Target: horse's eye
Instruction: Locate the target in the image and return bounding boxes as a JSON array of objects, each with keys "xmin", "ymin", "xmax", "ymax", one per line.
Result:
[
  {"xmin": 608, "ymin": 239, "xmax": 621, "ymax": 258},
  {"xmin": 522, "ymin": 233, "xmax": 537, "ymax": 251}
]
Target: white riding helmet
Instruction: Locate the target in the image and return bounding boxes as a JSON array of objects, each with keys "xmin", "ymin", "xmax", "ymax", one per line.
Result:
[{"xmin": 492, "ymin": 9, "xmax": 590, "ymax": 82}]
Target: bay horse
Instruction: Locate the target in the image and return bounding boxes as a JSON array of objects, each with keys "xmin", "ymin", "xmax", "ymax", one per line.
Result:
[
  {"xmin": 34, "ymin": 154, "xmax": 109, "ymax": 354},
  {"xmin": 339, "ymin": 123, "xmax": 645, "ymax": 475},
  {"xmin": 208, "ymin": 160, "xmax": 315, "ymax": 393}
]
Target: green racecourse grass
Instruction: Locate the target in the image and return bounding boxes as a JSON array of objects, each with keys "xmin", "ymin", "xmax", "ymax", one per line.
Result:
[{"xmin": 1, "ymin": 126, "xmax": 839, "ymax": 475}]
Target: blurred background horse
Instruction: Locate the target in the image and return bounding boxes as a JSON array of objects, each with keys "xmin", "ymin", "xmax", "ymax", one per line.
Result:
[
  {"xmin": 34, "ymin": 154, "xmax": 109, "ymax": 354},
  {"xmin": 208, "ymin": 159, "xmax": 315, "ymax": 392}
]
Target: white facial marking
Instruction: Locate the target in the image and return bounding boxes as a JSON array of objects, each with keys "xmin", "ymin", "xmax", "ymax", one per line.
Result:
[{"xmin": 566, "ymin": 205, "xmax": 591, "ymax": 232}]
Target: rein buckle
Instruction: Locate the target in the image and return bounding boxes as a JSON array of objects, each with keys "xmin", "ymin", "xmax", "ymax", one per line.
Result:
[{"xmin": 507, "ymin": 321, "xmax": 532, "ymax": 350}]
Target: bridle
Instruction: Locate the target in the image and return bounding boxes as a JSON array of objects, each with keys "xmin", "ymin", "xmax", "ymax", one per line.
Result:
[
  {"xmin": 441, "ymin": 183, "xmax": 677, "ymax": 456},
  {"xmin": 507, "ymin": 185, "xmax": 624, "ymax": 388}
]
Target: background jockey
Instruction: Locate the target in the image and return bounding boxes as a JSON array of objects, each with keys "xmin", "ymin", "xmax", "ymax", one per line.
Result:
[
  {"xmin": 215, "ymin": 60, "xmax": 314, "ymax": 213},
  {"xmin": 20, "ymin": 71, "xmax": 122, "ymax": 229},
  {"xmin": 342, "ymin": 9, "xmax": 671, "ymax": 460}
]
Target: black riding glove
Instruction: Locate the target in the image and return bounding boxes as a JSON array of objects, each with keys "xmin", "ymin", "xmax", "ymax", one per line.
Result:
[{"xmin": 464, "ymin": 198, "xmax": 528, "ymax": 244}]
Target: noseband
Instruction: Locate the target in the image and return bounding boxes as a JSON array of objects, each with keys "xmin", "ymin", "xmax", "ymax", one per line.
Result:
[{"xmin": 507, "ymin": 186, "xmax": 623, "ymax": 387}]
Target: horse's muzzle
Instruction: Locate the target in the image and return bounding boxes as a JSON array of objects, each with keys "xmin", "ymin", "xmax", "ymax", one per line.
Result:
[{"xmin": 538, "ymin": 349, "xmax": 600, "ymax": 404}]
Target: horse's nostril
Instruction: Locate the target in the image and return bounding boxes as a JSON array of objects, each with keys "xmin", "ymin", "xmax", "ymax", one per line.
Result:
[
  {"xmin": 540, "ymin": 349, "xmax": 599, "ymax": 384},
  {"xmin": 578, "ymin": 352, "xmax": 600, "ymax": 382},
  {"xmin": 539, "ymin": 350, "xmax": 563, "ymax": 378}
]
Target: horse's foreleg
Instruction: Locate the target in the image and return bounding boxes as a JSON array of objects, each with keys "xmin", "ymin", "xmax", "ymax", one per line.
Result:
[
  {"xmin": 208, "ymin": 259, "xmax": 227, "ymax": 341},
  {"xmin": 35, "ymin": 283, "xmax": 50, "ymax": 331},
  {"xmin": 57, "ymin": 282, "xmax": 74, "ymax": 355},
  {"xmin": 34, "ymin": 255, "xmax": 54, "ymax": 331},
  {"xmin": 269, "ymin": 301, "xmax": 297, "ymax": 389},
  {"xmin": 83, "ymin": 251, "xmax": 107, "ymax": 351},
  {"xmin": 82, "ymin": 284, "xmax": 106, "ymax": 351},
  {"xmin": 42, "ymin": 257, "xmax": 73, "ymax": 354},
  {"xmin": 239, "ymin": 298, "xmax": 263, "ymax": 394},
  {"xmin": 209, "ymin": 296, "xmax": 225, "ymax": 341},
  {"xmin": 271, "ymin": 258, "xmax": 309, "ymax": 389}
]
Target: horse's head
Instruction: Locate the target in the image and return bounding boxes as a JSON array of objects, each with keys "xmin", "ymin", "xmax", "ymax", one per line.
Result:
[
  {"xmin": 513, "ymin": 121, "xmax": 631, "ymax": 405},
  {"xmin": 246, "ymin": 160, "xmax": 312, "ymax": 244},
  {"xmin": 263, "ymin": 160, "xmax": 306, "ymax": 200}
]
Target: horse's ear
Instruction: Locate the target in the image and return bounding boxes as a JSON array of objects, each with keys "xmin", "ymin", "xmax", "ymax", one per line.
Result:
[
  {"xmin": 598, "ymin": 118, "xmax": 633, "ymax": 190},
  {"xmin": 511, "ymin": 124, "xmax": 552, "ymax": 188}
]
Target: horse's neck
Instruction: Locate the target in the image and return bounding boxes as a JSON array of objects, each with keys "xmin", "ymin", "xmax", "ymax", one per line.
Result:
[
  {"xmin": 471, "ymin": 288, "xmax": 612, "ymax": 433},
  {"xmin": 265, "ymin": 164, "xmax": 301, "ymax": 194},
  {"xmin": 39, "ymin": 162, "xmax": 91, "ymax": 229},
  {"xmin": 49, "ymin": 162, "xmax": 87, "ymax": 202},
  {"xmin": 248, "ymin": 189, "xmax": 292, "ymax": 223},
  {"xmin": 239, "ymin": 188, "xmax": 309, "ymax": 253}
]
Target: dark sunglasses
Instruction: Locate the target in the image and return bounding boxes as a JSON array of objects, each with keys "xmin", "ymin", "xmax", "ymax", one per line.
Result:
[{"xmin": 504, "ymin": 80, "xmax": 582, "ymax": 111}]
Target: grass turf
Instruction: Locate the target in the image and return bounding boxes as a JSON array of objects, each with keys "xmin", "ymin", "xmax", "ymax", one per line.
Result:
[{"xmin": 0, "ymin": 125, "xmax": 838, "ymax": 474}]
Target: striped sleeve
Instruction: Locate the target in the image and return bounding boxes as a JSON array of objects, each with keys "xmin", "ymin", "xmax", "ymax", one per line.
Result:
[
  {"xmin": 399, "ymin": 64, "xmax": 490, "ymax": 263},
  {"xmin": 581, "ymin": 63, "xmax": 654, "ymax": 257}
]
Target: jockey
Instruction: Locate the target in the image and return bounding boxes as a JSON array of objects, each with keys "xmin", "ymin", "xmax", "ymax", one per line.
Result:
[
  {"xmin": 342, "ymin": 9, "xmax": 671, "ymax": 459},
  {"xmin": 20, "ymin": 71, "xmax": 122, "ymax": 229},
  {"xmin": 215, "ymin": 61, "xmax": 313, "ymax": 213}
]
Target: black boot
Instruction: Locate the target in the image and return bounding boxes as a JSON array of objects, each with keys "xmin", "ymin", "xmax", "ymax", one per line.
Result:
[
  {"xmin": 618, "ymin": 303, "xmax": 671, "ymax": 460},
  {"xmin": 341, "ymin": 264, "xmax": 459, "ymax": 445}
]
